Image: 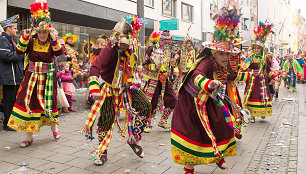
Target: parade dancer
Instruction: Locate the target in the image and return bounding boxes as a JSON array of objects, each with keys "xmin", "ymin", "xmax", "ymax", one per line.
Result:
[
  {"xmin": 295, "ymin": 54, "xmax": 305, "ymax": 83},
  {"xmin": 80, "ymin": 17, "xmax": 151, "ymax": 166},
  {"xmin": 241, "ymin": 21, "xmax": 275, "ymax": 123},
  {"xmin": 171, "ymin": 7, "xmax": 250, "ymax": 173},
  {"xmin": 282, "ymin": 54, "xmax": 303, "ymax": 92},
  {"xmin": 173, "ymin": 28, "xmax": 196, "ymax": 92},
  {"xmin": 227, "ymin": 40, "xmax": 246, "ymax": 139},
  {"xmin": 7, "ymin": 2, "xmax": 63, "ymax": 147},
  {"xmin": 272, "ymin": 55, "xmax": 281, "ymax": 101},
  {"xmin": 143, "ymin": 30, "xmax": 177, "ymax": 132}
]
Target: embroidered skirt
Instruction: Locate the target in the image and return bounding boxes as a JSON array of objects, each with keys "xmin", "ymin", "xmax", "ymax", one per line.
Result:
[
  {"xmin": 8, "ymin": 62, "xmax": 58, "ymax": 132},
  {"xmin": 171, "ymin": 88, "xmax": 236, "ymax": 166}
]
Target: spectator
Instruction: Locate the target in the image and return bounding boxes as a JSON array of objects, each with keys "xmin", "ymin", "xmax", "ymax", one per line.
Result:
[
  {"xmin": 88, "ymin": 34, "xmax": 109, "ymax": 66},
  {"xmin": 0, "ymin": 15, "xmax": 24, "ymax": 131},
  {"xmin": 57, "ymin": 62, "xmax": 76, "ymax": 113}
]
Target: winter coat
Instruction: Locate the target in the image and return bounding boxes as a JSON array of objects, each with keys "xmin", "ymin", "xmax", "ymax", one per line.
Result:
[
  {"xmin": 57, "ymin": 70, "xmax": 74, "ymax": 83},
  {"xmin": 0, "ymin": 32, "xmax": 24, "ymax": 85}
]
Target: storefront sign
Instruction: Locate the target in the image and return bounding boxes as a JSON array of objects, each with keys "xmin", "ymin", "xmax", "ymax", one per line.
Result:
[{"xmin": 160, "ymin": 19, "xmax": 178, "ymax": 31}]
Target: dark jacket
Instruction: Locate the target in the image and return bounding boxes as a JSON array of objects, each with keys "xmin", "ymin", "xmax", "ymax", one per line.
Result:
[{"xmin": 0, "ymin": 32, "xmax": 24, "ymax": 85}]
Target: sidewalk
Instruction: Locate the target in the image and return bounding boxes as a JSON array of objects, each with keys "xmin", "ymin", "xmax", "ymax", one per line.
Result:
[{"xmin": 0, "ymin": 85, "xmax": 304, "ymax": 174}]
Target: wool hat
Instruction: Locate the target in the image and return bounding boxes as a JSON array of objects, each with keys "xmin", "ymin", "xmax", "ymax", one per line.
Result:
[{"xmin": 0, "ymin": 15, "xmax": 19, "ymax": 29}]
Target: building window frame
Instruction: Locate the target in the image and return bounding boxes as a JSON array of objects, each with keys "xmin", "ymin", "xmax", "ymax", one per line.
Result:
[
  {"xmin": 162, "ymin": 0, "xmax": 175, "ymax": 17},
  {"xmin": 127, "ymin": 0, "xmax": 154, "ymax": 8},
  {"xmin": 144, "ymin": 0, "xmax": 154, "ymax": 7},
  {"xmin": 181, "ymin": 3, "xmax": 193, "ymax": 22}
]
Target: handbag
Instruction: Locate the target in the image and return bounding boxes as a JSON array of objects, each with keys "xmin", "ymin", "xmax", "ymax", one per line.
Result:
[{"xmin": 57, "ymin": 85, "xmax": 69, "ymax": 108}]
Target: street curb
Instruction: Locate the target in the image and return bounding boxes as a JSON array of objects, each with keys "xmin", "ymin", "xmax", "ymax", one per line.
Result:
[{"xmin": 297, "ymin": 84, "xmax": 306, "ymax": 173}]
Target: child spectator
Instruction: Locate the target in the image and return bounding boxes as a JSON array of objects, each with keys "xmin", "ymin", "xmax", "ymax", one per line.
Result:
[{"xmin": 57, "ymin": 62, "xmax": 76, "ymax": 113}]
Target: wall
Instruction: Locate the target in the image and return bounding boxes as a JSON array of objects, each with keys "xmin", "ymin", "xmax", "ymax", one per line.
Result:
[
  {"xmin": 153, "ymin": 0, "xmax": 202, "ymax": 41},
  {"xmin": 0, "ymin": 0, "xmax": 7, "ymax": 20}
]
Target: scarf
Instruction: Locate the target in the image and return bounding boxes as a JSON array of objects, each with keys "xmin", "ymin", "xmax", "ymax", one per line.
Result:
[{"xmin": 210, "ymin": 57, "xmax": 227, "ymax": 83}]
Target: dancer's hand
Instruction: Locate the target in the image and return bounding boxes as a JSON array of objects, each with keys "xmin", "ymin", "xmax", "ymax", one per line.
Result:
[
  {"xmin": 49, "ymin": 28, "xmax": 57, "ymax": 41},
  {"xmin": 91, "ymin": 92, "xmax": 102, "ymax": 100},
  {"xmin": 208, "ymin": 80, "xmax": 222, "ymax": 90},
  {"xmin": 156, "ymin": 63, "xmax": 162, "ymax": 69}
]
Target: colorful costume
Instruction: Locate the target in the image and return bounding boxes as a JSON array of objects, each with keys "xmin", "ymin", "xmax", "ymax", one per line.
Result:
[
  {"xmin": 62, "ymin": 33, "xmax": 79, "ymax": 63},
  {"xmin": 227, "ymin": 43, "xmax": 245, "ymax": 139},
  {"xmin": 171, "ymin": 7, "xmax": 247, "ymax": 173},
  {"xmin": 173, "ymin": 34, "xmax": 195, "ymax": 93},
  {"xmin": 295, "ymin": 56, "xmax": 305, "ymax": 83},
  {"xmin": 8, "ymin": 2, "xmax": 63, "ymax": 132},
  {"xmin": 143, "ymin": 30, "xmax": 177, "ymax": 131},
  {"xmin": 282, "ymin": 57, "xmax": 303, "ymax": 92},
  {"xmin": 272, "ymin": 57, "xmax": 281, "ymax": 100},
  {"xmin": 81, "ymin": 17, "xmax": 151, "ymax": 163},
  {"xmin": 240, "ymin": 21, "xmax": 274, "ymax": 118}
]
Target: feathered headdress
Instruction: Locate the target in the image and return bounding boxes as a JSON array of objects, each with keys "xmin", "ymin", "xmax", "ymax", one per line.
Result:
[
  {"xmin": 252, "ymin": 21, "xmax": 273, "ymax": 47},
  {"xmin": 129, "ymin": 16, "xmax": 145, "ymax": 35},
  {"xmin": 183, "ymin": 25, "xmax": 194, "ymax": 46},
  {"xmin": 110, "ymin": 16, "xmax": 145, "ymax": 55},
  {"xmin": 203, "ymin": 6, "xmax": 241, "ymax": 53},
  {"xmin": 150, "ymin": 32, "xmax": 160, "ymax": 45},
  {"xmin": 29, "ymin": 2, "xmax": 51, "ymax": 30}
]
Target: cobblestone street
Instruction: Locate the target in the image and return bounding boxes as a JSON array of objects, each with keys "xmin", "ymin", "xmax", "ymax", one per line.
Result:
[{"xmin": 1, "ymin": 84, "xmax": 306, "ymax": 174}]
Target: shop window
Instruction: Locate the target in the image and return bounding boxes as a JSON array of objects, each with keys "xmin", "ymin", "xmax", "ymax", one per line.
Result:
[
  {"xmin": 162, "ymin": 0, "xmax": 175, "ymax": 17},
  {"xmin": 52, "ymin": 23, "xmax": 63, "ymax": 37},
  {"xmin": 65, "ymin": 25, "xmax": 73, "ymax": 34},
  {"xmin": 181, "ymin": 3, "xmax": 192, "ymax": 22}
]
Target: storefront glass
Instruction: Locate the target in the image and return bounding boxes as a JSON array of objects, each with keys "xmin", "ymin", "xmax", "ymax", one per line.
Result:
[{"xmin": 52, "ymin": 22, "xmax": 112, "ymax": 63}]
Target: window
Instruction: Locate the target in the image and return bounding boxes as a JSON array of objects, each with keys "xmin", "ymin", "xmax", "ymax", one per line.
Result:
[
  {"xmin": 181, "ymin": 3, "xmax": 192, "ymax": 22},
  {"xmin": 145, "ymin": 0, "xmax": 154, "ymax": 7},
  {"xmin": 242, "ymin": 18, "xmax": 249, "ymax": 31},
  {"xmin": 210, "ymin": 3, "xmax": 217, "ymax": 19},
  {"xmin": 127, "ymin": 0, "xmax": 154, "ymax": 7},
  {"xmin": 162, "ymin": 0, "xmax": 175, "ymax": 17}
]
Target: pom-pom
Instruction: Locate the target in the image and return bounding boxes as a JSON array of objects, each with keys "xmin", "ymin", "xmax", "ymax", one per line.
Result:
[{"xmin": 150, "ymin": 32, "xmax": 160, "ymax": 44}]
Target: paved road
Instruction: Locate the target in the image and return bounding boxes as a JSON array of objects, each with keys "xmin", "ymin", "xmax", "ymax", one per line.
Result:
[{"xmin": 0, "ymin": 84, "xmax": 305, "ymax": 174}]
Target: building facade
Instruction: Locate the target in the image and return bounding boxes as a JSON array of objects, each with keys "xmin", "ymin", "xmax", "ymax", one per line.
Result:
[{"xmin": 1, "ymin": 0, "xmax": 201, "ymax": 60}]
